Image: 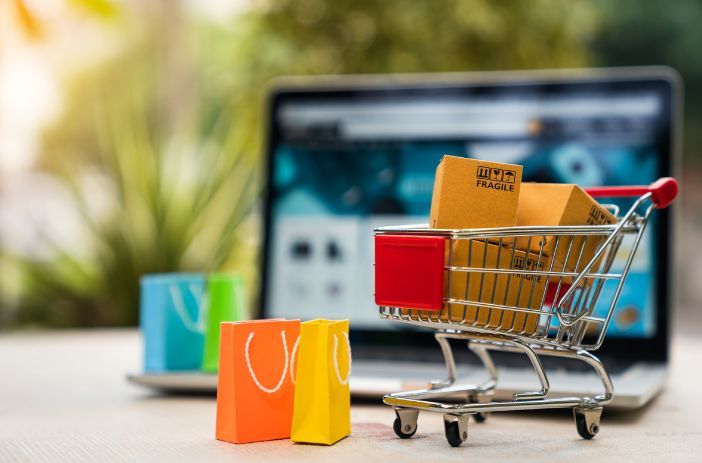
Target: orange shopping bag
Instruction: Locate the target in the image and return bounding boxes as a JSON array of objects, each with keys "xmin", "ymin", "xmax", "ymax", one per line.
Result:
[{"xmin": 215, "ymin": 319, "xmax": 300, "ymax": 444}]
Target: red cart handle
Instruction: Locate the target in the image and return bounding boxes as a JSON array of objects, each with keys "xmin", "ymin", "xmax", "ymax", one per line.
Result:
[{"xmin": 585, "ymin": 177, "xmax": 679, "ymax": 209}]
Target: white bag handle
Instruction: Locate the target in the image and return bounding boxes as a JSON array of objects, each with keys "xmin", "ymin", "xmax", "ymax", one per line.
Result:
[
  {"xmin": 244, "ymin": 330, "xmax": 289, "ymax": 394},
  {"xmin": 332, "ymin": 332, "xmax": 352, "ymax": 386},
  {"xmin": 169, "ymin": 283, "xmax": 206, "ymax": 333}
]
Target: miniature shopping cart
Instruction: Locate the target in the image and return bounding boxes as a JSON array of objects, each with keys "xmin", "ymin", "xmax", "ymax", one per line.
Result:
[{"xmin": 373, "ymin": 178, "xmax": 678, "ymax": 447}]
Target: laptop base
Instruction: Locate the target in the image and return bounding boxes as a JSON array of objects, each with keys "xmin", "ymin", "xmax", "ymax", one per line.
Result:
[{"xmin": 127, "ymin": 360, "xmax": 665, "ymax": 410}]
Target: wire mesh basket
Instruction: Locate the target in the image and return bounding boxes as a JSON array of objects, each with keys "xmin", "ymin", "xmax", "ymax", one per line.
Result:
[{"xmin": 374, "ymin": 178, "xmax": 678, "ymax": 446}]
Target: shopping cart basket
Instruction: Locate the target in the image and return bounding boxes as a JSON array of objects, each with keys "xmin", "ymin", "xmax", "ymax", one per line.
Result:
[{"xmin": 373, "ymin": 178, "xmax": 678, "ymax": 447}]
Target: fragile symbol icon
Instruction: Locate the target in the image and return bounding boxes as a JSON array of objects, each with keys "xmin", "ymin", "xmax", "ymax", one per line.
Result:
[
  {"xmin": 477, "ymin": 165, "xmax": 516, "ymax": 184},
  {"xmin": 475, "ymin": 165, "xmax": 517, "ymax": 191}
]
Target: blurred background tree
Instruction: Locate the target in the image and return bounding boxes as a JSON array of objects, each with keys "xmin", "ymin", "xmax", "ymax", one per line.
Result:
[
  {"xmin": 2, "ymin": 0, "xmax": 699, "ymax": 328},
  {"xmin": 593, "ymin": 0, "xmax": 702, "ymax": 165}
]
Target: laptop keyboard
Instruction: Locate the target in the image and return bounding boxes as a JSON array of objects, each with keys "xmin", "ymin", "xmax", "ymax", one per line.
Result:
[
  {"xmin": 488, "ymin": 350, "xmax": 629, "ymax": 375},
  {"xmin": 354, "ymin": 346, "xmax": 630, "ymax": 376}
]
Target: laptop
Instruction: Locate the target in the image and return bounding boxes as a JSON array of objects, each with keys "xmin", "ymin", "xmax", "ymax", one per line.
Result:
[
  {"xmin": 129, "ymin": 67, "xmax": 680, "ymax": 409},
  {"xmin": 260, "ymin": 67, "xmax": 680, "ymax": 410}
]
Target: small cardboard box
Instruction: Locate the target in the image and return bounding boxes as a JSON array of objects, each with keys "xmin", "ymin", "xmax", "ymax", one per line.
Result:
[
  {"xmin": 446, "ymin": 239, "xmax": 548, "ymax": 336},
  {"xmin": 514, "ymin": 183, "xmax": 616, "ymax": 276},
  {"xmin": 429, "ymin": 156, "xmax": 522, "ymax": 229}
]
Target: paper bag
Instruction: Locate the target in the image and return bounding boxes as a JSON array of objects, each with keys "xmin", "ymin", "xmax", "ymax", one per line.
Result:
[
  {"xmin": 140, "ymin": 273, "xmax": 206, "ymax": 372},
  {"xmin": 215, "ymin": 319, "xmax": 300, "ymax": 444},
  {"xmin": 291, "ymin": 319, "xmax": 351, "ymax": 445},
  {"xmin": 201, "ymin": 273, "xmax": 246, "ymax": 372}
]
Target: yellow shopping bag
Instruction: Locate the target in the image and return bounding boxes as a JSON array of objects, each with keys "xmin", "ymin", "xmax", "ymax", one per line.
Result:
[{"xmin": 291, "ymin": 319, "xmax": 351, "ymax": 445}]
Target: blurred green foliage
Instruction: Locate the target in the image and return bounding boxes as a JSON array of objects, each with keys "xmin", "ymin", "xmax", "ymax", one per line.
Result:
[
  {"xmin": 203, "ymin": 0, "xmax": 599, "ymax": 166},
  {"xmin": 593, "ymin": 0, "xmax": 702, "ymax": 164},
  {"xmin": 2, "ymin": 0, "xmax": 605, "ymax": 327},
  {"xmin": 9, "ymin": 8, "xmax": 258, "ymax": 326},
  {"xmin": 15, "ymin": 51, "xmax": 258, "ymax": 326}
]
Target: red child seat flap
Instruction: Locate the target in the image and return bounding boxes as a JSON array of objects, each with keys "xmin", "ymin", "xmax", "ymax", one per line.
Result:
[{"xmin": 374, "ymin": 234, "xmax": 446, "ymax": 311}]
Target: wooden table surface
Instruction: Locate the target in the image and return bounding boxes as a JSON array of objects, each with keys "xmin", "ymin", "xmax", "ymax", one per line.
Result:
[{"xmin": 1, "ymin": 327, "xmax": 701, "ymax": 462}]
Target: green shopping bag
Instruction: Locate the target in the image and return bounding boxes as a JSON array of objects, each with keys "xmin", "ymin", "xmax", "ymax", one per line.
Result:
[{"xmin": 201, "ymin": 273, "xmax": 246, "ymax": 371}]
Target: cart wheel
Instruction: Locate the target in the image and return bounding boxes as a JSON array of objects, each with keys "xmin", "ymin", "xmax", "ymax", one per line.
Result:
[
  {"xmin": 393, "ymin": 409, "xmax": 418, "ymax": 439},
  {"xmin": 473, "ymin": 412, "xmax": 487, "ymax": 423},
  {"xmin": 444, "ymin": 415, "xmax": 469, "ymax": 447},
  {"xmin": 573, "ymin": 407, "xmax": 602, "ymax": 440},
  {"xmin": 393, "ymin": 417, "xmax": 417, "ymax": 439}
]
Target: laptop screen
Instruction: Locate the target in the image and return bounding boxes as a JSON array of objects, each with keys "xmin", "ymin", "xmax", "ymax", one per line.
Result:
[{"xmin": 262, "ymin": 73, "xmax": 675, "ymax": 343}]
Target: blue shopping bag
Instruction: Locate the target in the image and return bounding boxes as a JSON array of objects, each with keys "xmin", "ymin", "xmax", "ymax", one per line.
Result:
[{"xmin": 140, "ymin": 273, "xmax": 207, "ymax": 372}]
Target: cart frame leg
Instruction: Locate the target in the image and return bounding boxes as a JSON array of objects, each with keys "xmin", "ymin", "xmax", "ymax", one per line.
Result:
[
  {"xmin": 430, "ymin": 331, "xmax": 551, "ymax": 399},
  {"xmin": 430, "ymin": 332, "xmax": 458, "ymax": 389},
  {"xmin": 383, "ymin": 333, "xmax": 614, "ymax": 412}
]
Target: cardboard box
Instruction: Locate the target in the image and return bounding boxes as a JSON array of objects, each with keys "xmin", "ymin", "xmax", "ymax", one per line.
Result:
[
  {"xmin": 429, "ymin": 156, "xmax": 522, "ymax": 229},
  {"xmin": 514, "ymin": 183, "xmax": 616, "ymax": 277},
  {"xmin": 446, "ymin": 239, "xmax": 548, "ymax": 336}
]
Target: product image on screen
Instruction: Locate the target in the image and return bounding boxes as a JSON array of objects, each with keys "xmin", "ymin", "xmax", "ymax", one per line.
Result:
[{"xmin": 265, "ymin": 87, "xmax": 668, "ymax": 338}]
